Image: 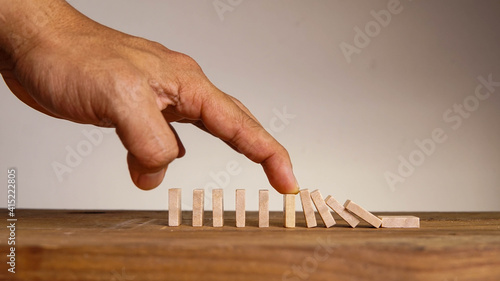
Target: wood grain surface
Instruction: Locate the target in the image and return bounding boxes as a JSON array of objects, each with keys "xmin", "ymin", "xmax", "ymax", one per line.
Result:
[{"xmin": 1, "ymin": 210, "xmax": 500, "ymax": 281}]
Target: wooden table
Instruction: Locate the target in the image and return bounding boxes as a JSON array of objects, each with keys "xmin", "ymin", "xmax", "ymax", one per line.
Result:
[{"xmin": 1, "ymin": 210, "xmax": 500, "ymax": 281}]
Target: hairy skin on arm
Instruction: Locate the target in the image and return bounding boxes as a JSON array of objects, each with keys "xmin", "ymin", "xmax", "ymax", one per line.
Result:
[{"xmin": 0, "ymin": 0, "xmax": 299, "ymax": 193}]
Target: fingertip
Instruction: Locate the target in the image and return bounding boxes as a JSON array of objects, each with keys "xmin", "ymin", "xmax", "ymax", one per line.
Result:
[
  {"xmin": 276, "ymin": 172, "xmax": 300, "ymax": 195},
  {"xmin": 117, "ymin": 106, "xmax": 179, "ymax": 190},
  {"xmin": 131, "ymin": 168, "xmax": 167, "ymax": 190},
  {"xmin": 168, "ymin": 123, "xmax": 186, "ymax": 159},
  {"xmin": 263, "ymin": 156, "xmax": 299, "ymax": 194},
  {"xmin": 287, "ymin": 180, "xmax": 300, "ymax": 195},
  {"xmin": 177, "ymin": 146, "xmax": 186, "ymax": 158}
]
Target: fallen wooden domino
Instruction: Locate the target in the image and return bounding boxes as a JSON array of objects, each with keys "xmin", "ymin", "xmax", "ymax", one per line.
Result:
[
  {"xmin": 310, "ymin": 189, "xmax": 336, "ymax": 228},
  {"xmin": 344, "ymin": 200, "xmax": 382, "ymax": 228},
  {"xmin": 168, "ymin": 188, "xmax": 182, "ymax": 227},
  {"xmin": 212, "ymin": 189, "xmax": 224, "ymax": 227},
  {"xmin": 299, "ymin": 189, "xmax": 317, "ymax": 228},
  {"xmin": 192, "ymin": 189, "xmax": 204, "ymax": 227},
  {"xmin": 325, "ymin": 195, "xmax": 359, "ymax": 228},
  {"xmin": 379, "ymin": 216, "xmax": 420, "ymax": 228},
  {"xmin": 283, "ymin": 194, "xmax": 296, "ymax": 228},
  {"xmin": 236, "ymin": 189, "xmax": 245, "ymax": 227},
  {"xmin": 259, "ymin": 189, "xmax": 269, "ymax": 228}
]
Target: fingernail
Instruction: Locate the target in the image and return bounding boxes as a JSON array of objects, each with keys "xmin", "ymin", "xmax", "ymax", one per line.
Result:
[
  {"xmin": 291, "ymin": 177, "xmax": 300, "ymax": 194},
  {"xmin": 137, "ymin": 169, "xmax": 165, "ymax": 190},
  {"xmin": 283, "ymin": 174, "xmax": 300, "ymax": 194}
]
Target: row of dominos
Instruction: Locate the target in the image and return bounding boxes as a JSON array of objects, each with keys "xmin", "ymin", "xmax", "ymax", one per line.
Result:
[{"xmin": 168, "ymin": 188, "xmax": 420, "ymax": 228}]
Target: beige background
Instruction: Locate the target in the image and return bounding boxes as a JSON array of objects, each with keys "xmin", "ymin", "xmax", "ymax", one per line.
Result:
[{"xmin": 1, "ymin": 0, "xmax": 499, "ymax": 211}]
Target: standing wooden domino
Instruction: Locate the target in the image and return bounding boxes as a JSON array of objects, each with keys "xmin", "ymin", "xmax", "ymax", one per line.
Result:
[
  {"xmin": 212, "ymin": 189, "xmax": 224, "ymax": 227},
  {"xmin": 168, "ymin": 188, "xmax": 182, "ymax": 227},
  {"xmin": 379, "ymin": 216, "xmax": 420, "ymax": 228},
  {"xmin": 192, "ymin": 189, "xmax": 204, "ymax": 227},
  {"xmin": 344, "ymin": 200, "xmax": 382, "ymax": 228},
  {"xmin": 310, "ymin": 189, "xmax": 336, "ymax": 228},
  {"xmin": 325, "ymin": 195, "xmax": 359, "ymax": 228},
  {"xmin": 259, "ymin": 189, "xmax": 269, "ymax": 228},
  {"xmin": 283, "ymin": 194, "xmax": 296, "ymax": 228},
  {"xmin": 236, "ymin": 189, "xmax": 245, "ymax": 227},
  {"xmin": 299, "ymin": 189, "xmax": 317, "ymax": 228}
]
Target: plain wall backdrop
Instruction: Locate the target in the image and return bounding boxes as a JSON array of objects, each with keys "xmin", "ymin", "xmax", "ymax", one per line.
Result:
[{"xmin": 1, "ymin": 0, "xmax": 499, "ymax": 211}]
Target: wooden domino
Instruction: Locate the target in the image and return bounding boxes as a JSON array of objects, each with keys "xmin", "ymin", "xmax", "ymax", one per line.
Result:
[
  {"xmin": 283, "ymin": 194, "xmax": 296, "ymax": 228},
  {"xmin": 310, "ymin": 189, "xmax": 336, "ymax": 228},
  {"xmin": 259, "ymin": 189, "xmax": 269, "ymax": 227},
  {"xmin": 325, "ymin": 195, "xmax": 359, "ymax": 228},
  {"xmin": 168, "ymin": 188, "xmax": 182, "ymax": 226},
  {"xmin": 212, "ymin": 189, "xmax": 224, "ymax": 227},
  {"xmin": 299, "ymin": 189, "xmax": 317, "ymax": 228},
  {"xmin": 379, "ymin": 216, "xmax": 420, "ymax": 228},
  {"xmin": 165, "ymin": 187, "xmax": 419, "ymax": 230},
  {"xmin": 236, "ymin": 189, "xmax": 245, "ymax": 227},
  {"xmin": 192, "ymin": 189, "xmax": 204, "ymax": 227},
  {"xmin": 344, "ymin": 200, "xmax": 382, "ymax": 228}
]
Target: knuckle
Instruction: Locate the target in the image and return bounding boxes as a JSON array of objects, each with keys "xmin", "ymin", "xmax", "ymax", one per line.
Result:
[
  {"xmin": 145, "ymin": 39, "xmax": 171, "ymax": 54},
  {"xmin": 178, "ymin": 54, "xmax": 199, "ymax": 69},
  {"xmin": 170, "ymin": 51, "xmax": 202, "ymax": 72},
  {"xmin": 144, "ymin": 40, "xmax": 200, "ymax": 71}
]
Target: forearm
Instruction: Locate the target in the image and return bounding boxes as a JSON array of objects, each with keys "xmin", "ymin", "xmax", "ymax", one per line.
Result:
[{"xmin": 0, "ymin": 0, "xmax": 77, "ymax": 70}]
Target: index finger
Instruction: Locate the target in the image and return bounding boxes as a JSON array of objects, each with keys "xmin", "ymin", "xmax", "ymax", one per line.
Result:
[{"xmin": 198, "ymin": 89, "xmax": 299, "ymax": 194}]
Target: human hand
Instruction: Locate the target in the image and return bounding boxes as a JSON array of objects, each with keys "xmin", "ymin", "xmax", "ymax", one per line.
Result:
[{"xmin": 0, "ymin": 0, "xmax": 299, "ymax": 193}]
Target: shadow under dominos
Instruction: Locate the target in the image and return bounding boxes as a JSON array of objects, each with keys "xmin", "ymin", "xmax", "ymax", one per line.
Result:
[{"xmin": 166, "ymin": 188, "xmax": 420, "ymax": 229}]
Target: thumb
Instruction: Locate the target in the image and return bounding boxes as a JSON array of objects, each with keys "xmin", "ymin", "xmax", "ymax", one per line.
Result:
[{"xmin": 113, "ymin": 89, "xmax": 180, "ymax": 190}]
